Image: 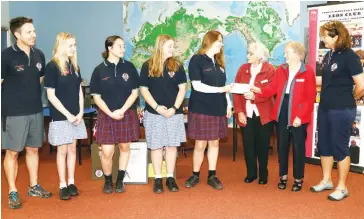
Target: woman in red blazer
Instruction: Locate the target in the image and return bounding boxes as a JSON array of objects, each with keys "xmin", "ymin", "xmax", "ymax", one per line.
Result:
[
  {"xmin": 233, "ymin": 42, "xmax": 275, "ymax": 185},
  {"xmin": 250, "ymin": 41, "xmax": 316, "ymax": 192}
]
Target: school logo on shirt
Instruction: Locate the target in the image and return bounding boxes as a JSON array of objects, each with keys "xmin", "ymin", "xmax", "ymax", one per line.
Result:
[
  {"xmin": 220, "ymin": 67, "xmax": 225, "ymax": 73},
  {"xmin": 36, "ymin": 62, "xmax": 42, "ymax": 71},
  {"xmin": 15, "ymin": 65, "xmax": 25, "ymax": 72},
  {"xmin": 102, "ymin": 76, "xmax": 110, "ymax": 81},
  {"xmin": 331, "ymin": 63, "xmax": 337, "ymax": 71},
  {"xmin": 168, "ymin": 71, "xmax": 175, "ymax": 78},
  {"xmin": 122, "ymin": 73, "xmax": 129, "ymax": 81}
]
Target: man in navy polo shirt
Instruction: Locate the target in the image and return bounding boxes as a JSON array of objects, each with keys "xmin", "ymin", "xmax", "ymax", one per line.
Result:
[{"xmin": 1, "ymin": 17, "xmax": 52, "ymax": 209}]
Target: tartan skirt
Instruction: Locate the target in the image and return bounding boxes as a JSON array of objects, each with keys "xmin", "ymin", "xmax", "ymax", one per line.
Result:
[
  {"xmin": 188, "ymin": 112, "xmax": 228, "ymax": 140},
  {"xmin": 96, "ymin": 109, "xmax": 139, "ymax": 144}
]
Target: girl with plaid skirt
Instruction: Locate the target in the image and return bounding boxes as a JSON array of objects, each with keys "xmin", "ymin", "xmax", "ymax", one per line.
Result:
[
  {"xmin": 184, "ymin": 31, "xmax": 233, "ymax": 190},
  {"xmin": 44, "ymin": 32, "xmax": 87, "ymax": 200},
  {"xmin": 140, "ymin": 34, "xmax": 187, "ymax": 194},
  {"xmin": 90, "ymin": 36, "xmax": 140, "ymax": 194}
]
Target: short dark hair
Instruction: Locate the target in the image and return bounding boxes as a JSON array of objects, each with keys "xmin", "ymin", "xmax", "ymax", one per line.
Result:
[{"xmin": 9, "ymin": 17, "xmax": 33, "ymax": 38}]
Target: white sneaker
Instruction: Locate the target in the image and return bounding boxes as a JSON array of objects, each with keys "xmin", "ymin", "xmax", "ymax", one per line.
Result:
[
  {"xmin": 328, "ymin": 188, "xmax": 349, "ymax": 201},
  {"xmin": 310, "ymin": 181, "xmax": 334, "ymax": 192}
]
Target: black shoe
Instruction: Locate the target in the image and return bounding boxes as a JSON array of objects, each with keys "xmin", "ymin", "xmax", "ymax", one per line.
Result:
[
  {"xmin": 68, "ymin": 184, "xmax": 79, "ymax": 196},
  {"xmin": 278, "ymin": 177, "xmax": 288, "ymax": 190},
  {"xmin": 292, "ymin": 179, "xmax": 303, "ymax": 192},
  {"xmin": 59, "ymin": 187, "xmax": 71, "ymax": 200},
  {"xmin": 115, "ymin": 180, "xmax": 125, "ymax": 193},
  {"xmin": 166, "ymin": 177, "xmax": 179, "ymax": 192},
  {"xmin": 244, "ymin": 176, "xmax": 257, "ymax": 183},
  {"xmin": 8, "ymin": 191, "xmax": 22, "ymax": 209},
  {"xmin": 153, "ymin": 178, "xmax": 164, "ymax": 194},
  {"xmin": 103, "ymin": 181, "xmax": 113, "ymax": 194},
  {"xmin": 207, "ymin": 175, "xmax": 223, "ymax": 190},
  {"xmin": 184, "ymin": 175, "xmax": 200, "ymax": 188},
  {"xmin": 258, "ymin": 178, "xmax": 268, "ymax": 185}
]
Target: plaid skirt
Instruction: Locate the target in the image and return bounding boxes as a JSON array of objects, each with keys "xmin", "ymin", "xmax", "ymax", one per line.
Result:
[
  {"xmin": 96, "ymin": 109, "xmax": 139, "ymax": 144},
  {"xmin": 48, "ymin": 120, "xmax": 87, "ymax": 146},
  {"xmin": 143, "ymin": 111, "xmax": 186, "ymax": 150},
  {"xmin": 188, "ymin": 112, "xmax": 228, "ymax": 140}
]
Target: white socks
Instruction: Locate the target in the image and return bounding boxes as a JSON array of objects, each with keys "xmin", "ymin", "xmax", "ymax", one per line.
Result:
[
  {"xmin": 68, "ymin": 178, "xmax": 74, "ymax": 185},
  {"xmin": 60, "ymin": 179, "xmax": 75, "ymax": 189},
  {"xmin": 60, "ymin": 182, "xmax": 67, "ymax": 189},
  {"xmin": 155, "ymin": 174, "xmax": 162, "ymax": 179},
  {"xmin": 167, "ymin": 173, "xmax": 174, "ymax": 178}
]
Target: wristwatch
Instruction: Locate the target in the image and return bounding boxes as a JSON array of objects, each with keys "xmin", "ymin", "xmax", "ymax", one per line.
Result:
[{"xmin": 172, "ymin": 105, "xmax": 178, "ymax": 111}]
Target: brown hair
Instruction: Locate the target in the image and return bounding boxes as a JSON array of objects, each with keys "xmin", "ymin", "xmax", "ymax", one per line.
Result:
[
  {"xmin": 148, "ymin": 34, "xmax": 180, "ymax": 77},
  {"xmin": 197, "ymin": 30, "xmax": 225, "ymax": 68},
  {"xmin": 320, "ymin": 20, "xmax": 351, "ymax": 51},
  {"xmin": 102, "ymin": 35, "xmax": 123, "ymax": 59},
  {"xmin": 9, "ymin": 17, "xmax": 33, "ymax": 39}
]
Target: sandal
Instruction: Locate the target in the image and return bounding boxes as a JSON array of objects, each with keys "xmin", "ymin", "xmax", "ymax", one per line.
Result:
[
  {"xmin": 292, "ymin": 179, "xmax": 303, "ymax": 192},
  {"xmin": 277, "ymin": 177, "xmax": 288, "ymax": 190}
]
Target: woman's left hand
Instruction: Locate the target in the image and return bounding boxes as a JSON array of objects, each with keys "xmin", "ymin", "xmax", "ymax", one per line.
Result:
[{"xmin": 293, "ymin": 117, "xmax": 301, "ymax": 127}]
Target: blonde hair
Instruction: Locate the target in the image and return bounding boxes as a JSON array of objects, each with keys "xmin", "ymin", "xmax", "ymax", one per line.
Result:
[
  {"xmin": 197, "ymin": 30, "xmax": 225, "ymax": 68},
  {"xmin": 148, "ymin": 34, "xmax": 180, "ymax": 77},
  {"xmin": 52, "ymin": 32, "xmax": 79, "ymax": 76},
  {"xmin": 286, "ymin": 41, "xmax": 305, "ymax": 61}
]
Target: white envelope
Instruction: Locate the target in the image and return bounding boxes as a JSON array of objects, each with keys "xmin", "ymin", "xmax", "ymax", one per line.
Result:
[{"xmin": 231, "ymin": 83, "xmax": 250, "ymax": 94}]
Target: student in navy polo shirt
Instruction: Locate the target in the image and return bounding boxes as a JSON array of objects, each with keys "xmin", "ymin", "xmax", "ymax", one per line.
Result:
[
  {"xmin": 90, "ymin": 36, "xmax": 140, "ymax": 194},
  {"xmin": 1, "ymin": 17, "xmax": 52, "ymax": 209},
  {"xmin": 311, "ymin": 20, "xmax": 364, "ymax": 201},
  {"xmin": 184, "ymin": 31, "xmax": 233, "ymax": 190},
  {"xmin": 44, "ymin": 32, "xmax": 87, "ymax": 200},
  {"xmin": 140, "ymin": 34, "xmax": 187, "ymax": 194},
  {"xmin": 251, "ymin": 41, "xmax": 316, "ymax": 192}
]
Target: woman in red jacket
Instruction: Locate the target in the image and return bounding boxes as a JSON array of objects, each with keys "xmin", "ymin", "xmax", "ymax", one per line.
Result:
[
  {"xmin": 233, "ymin": 42, "xmax": 275, "ymax": 185},
  {"xmin": 250, "ymin": 41, "xmax": 316, "ymax": 191}
]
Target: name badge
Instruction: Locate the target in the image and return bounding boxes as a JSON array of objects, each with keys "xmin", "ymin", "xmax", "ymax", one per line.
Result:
[
  {"xmin": 296, "ymin": 79, "xmax": 305, "ymax": 82},
  {"xmin": 331, "ymin": 63, "xmax": 337, "ymax": 71},
  {"xmin": 261, "ymin": 79, "xmax": 268, "ymax": 84}
]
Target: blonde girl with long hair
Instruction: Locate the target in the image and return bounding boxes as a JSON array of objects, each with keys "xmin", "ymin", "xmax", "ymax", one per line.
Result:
[
  {"xmin": 44, "ymin": 32, "xmax": 87, "ymax": 200},
  {"xmin": 140, "ymin": 34, "xmax": 187, "ymax": 194}
]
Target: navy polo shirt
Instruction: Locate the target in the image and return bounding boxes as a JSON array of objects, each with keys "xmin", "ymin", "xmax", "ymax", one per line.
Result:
[
  {"xmin": 139, "ymin": 61, "xmax": 187, "ymax": 114},
  {"xmin": 90, "ymin": 59, "xmax": 139, "ymax": 111},
  {"xmin": 1, "ymin": 44, "xmax": 45, "ymax": 116},
  {"xmin": 188, "ymin": 54, "xmax": 227, "ymax": 116},
  {"xmin": 319, "ymin": 48, "xmax": 363, "ymax": 110},
  {"xmin": 44, "ymin": 60, "xmax": 82, "ymax": 121}
]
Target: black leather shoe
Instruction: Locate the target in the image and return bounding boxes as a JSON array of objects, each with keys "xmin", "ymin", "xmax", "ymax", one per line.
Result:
[
  {"xmin": 166, "ymin": 177, "xmax": 179, "ymax": 192},
  {"xmin": 153, "ymin": 178, "xmax": 164, "ymax": 194},
  {"xmin": 59, "ymin": 187, "xmax": 71, "ymax": 200},
  {"xmin": 207, "ymin": 175, "xmax": 223, "ymax": 190},
  {"xmin": 68, "ymin": 184, "xmax": 79, "ymax": 196},
  {"xmin": 244, "ymin": 176, "xmax": 257, "ymax": 183},
  {"xmin": 258, "ymin": 178, "xmax": 268, "ymax": 185},
  {"xmin": 184, "ymin": 175, "xmax": 200, "ymax": 188},
  {"xmin": 103, "ymin": 181, "xmax": 113, "ymax": 194},
  {"xmin": 115, "ymin": 180, "xmax": 125, "ymax": 193}
]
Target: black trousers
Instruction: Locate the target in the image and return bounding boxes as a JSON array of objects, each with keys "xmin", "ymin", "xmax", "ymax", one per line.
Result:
[
  {"xmin": 277, "ymin": 94, "xmax": 307, "ymax": 179},
  {"xmin": 241, "ymin": 112, "xmax": 273, "ymax": 179}
]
